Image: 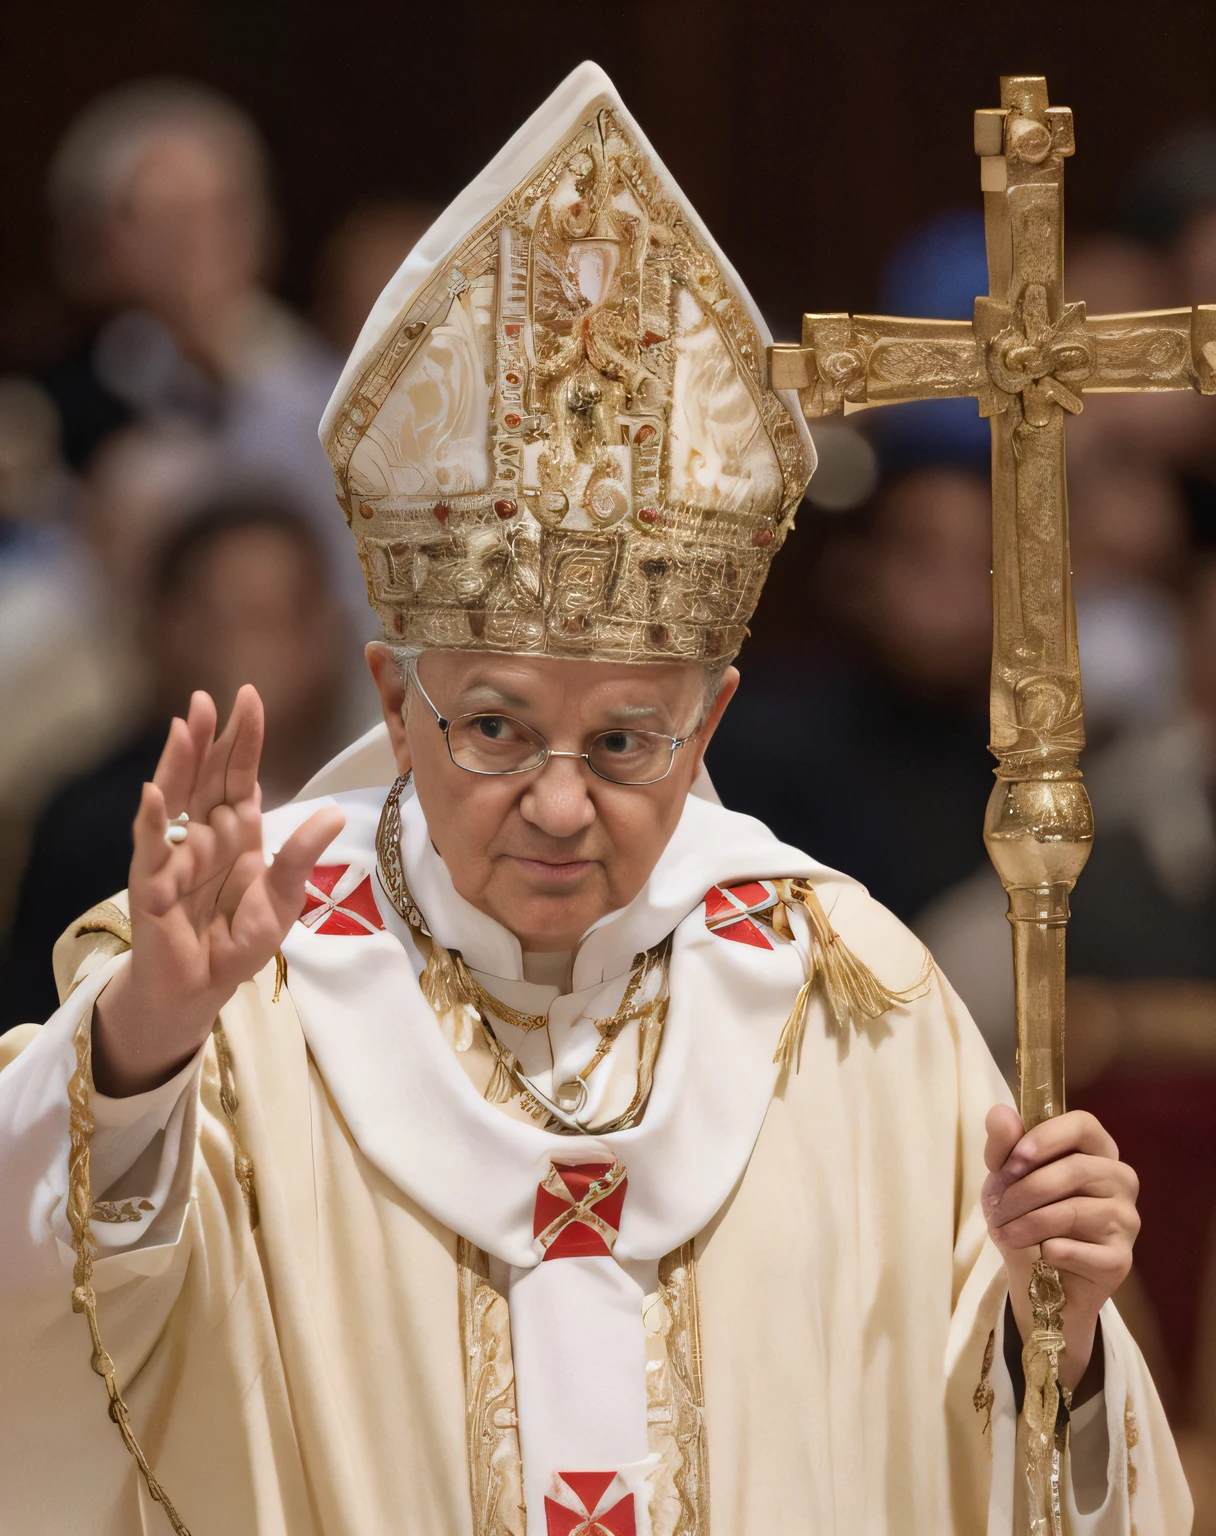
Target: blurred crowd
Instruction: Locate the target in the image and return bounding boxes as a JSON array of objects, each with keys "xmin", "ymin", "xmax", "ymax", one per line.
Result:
[
  {"xmin": 0, "ymin": 76, "xmax": 1214, "ymax": 1516},
  {"xmin": 0, "ymin": 81, "xmax": 438, "ymax": 1024}
]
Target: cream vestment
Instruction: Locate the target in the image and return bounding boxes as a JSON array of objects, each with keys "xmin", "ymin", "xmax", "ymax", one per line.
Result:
[{"xmin": 0, "ymin": 746, "xmax": 1191, "ymax": 1534}]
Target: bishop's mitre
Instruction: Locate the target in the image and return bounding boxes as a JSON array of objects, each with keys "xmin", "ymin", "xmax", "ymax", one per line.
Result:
[{"xmin": 320, "ymin": 61, "xmax": 816, "ymax": 664}]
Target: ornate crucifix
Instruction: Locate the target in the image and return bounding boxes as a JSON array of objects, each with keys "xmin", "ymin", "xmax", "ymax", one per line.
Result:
[{"xmin": 770, "ymin": 74, "xmax": 1216, "ymax": 1531}]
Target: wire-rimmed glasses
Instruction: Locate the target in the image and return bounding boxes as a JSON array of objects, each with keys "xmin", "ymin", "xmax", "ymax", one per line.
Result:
[{"xmin": 408, "ymin": 668, "xmax": 695, "ymax": 786}]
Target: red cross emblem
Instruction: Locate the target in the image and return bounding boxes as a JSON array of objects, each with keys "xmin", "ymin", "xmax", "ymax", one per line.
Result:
[
  {"xmin": 544, "ymin": 1472, "xmax": 636, "ymax": 1535},
  {"xmin": 298, "ymin": 865, "xmax": 385, "ymax": 936},
  {"xmin": 533, "ymin": 1161, "xmax": 627, "ymax": 1262},
  {"xmin": 703, "ymin": 880, "xmax": 779, "ymax": 949}
]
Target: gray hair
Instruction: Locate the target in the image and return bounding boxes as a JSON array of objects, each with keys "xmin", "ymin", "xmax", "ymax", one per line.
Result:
[{"xmin": 392, "ymin": 646, "xmax": 730, "ymax": 726}]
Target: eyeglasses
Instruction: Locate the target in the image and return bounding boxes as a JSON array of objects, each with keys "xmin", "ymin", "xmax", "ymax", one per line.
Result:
[{"xmin": 407, "ymin": 668, "xmax": 696, "ymax": 786}]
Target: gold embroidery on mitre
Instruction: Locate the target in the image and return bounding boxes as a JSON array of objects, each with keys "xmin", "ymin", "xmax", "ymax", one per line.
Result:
[{"xmin": 325, "ymin": 99, "xmax": 813, "ymax": 663}]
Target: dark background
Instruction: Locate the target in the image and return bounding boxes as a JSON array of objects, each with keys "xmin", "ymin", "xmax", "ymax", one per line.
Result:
[{"xmin": 4, "ymin": 0, "xmax": 1216, "ymax": 374}]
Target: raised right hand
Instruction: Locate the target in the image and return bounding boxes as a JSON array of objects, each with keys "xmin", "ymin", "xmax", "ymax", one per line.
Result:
[{"xmin": 92, "ymin": 686, "xmax": 345, "ymax": 1096}]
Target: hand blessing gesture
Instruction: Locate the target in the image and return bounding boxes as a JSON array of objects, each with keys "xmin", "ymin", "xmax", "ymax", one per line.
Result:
[{"xmin": 93, "ymin": 687, "xmax": 345, "ymax": 1096}]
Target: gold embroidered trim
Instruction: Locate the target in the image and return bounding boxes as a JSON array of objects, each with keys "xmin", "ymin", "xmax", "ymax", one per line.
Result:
[
  {"xmin": 67, "ymin": 1012, "xmax": 192, "ymax": 1535},
  {"xmin": 75, "ymin": 899, "xmax": 133, "ymax": 947},
  {"xmin": 772, "ymin": 879, "xmax": 930, "ymax": 1072},
  {"xmin": 457, "ymin": 1237, "xmax": 709, "ymax": 1536},
  {"xmin": 654, "ymin": 1242, "xmax": 710, "ymax": 1533},
  {"xmin": 1125, "ymin": 1394, "xmax": 1140, "ymax": 1504},
  {"xmin": 272, "ymin": 950, "xmax": 288, "ymax": 1003},
  {"xmin": 91, "ymin": 1197, "xmax": 155, "ymax": 1224},
  {"xmin": 212, "ymin": 1019, "xmax": 258, "ymax": 1231},
  {"xmin": 459, "ymin": 1240, "xmax": 526, "ymax": 1536},
  {"xmin": 973, "ymin": 1329, "xmax": 996, "ymax": 1436}
]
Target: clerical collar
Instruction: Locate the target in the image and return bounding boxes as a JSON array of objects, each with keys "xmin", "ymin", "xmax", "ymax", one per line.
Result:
[{"xmin": 521, "ymin": 950, "xmax": 574, "ymax": 992}]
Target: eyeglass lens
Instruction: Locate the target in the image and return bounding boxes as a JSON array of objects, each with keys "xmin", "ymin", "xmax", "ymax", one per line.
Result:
[{"xmin": 446, "ymin": 713, "xmax": 677, "ymax": 784}]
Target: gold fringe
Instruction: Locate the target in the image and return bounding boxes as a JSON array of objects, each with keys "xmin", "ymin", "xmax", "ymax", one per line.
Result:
[
  {"xmin": 420, "ymin": 943, "xmax": 474, "ymax": 1019},
  {"xmin": 772, "ymin": 879, "xmax": 928, "ymax": 1072},
  {"xmin": 67, "ymin": 1014, "xmax": 193, "ymax": 1535},
  {"xmin": 272, "ymin": 950, "xmax": 288, "ymax": 1003},
  {"xmin": 484, "ymin": 1043, "xmax": 521, "ymax": 1105}
]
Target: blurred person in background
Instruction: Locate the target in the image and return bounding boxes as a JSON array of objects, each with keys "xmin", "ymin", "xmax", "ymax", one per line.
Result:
[
  {"xmin": 38, "ymin": 79, "xmax": 369, "ymax": 622},
  {"xmin": 0, "ymin": 489, "xmax": 352, "ymax": 1031},
  {"xmin": 312, "ymin": 197, "xmax": 440, "ymax": 357},
  {"xmin": 1121, "ymin": 124, "xmax": 1216, "ymax": 548},
  {"xmin": 0, "ymin": 378, "xmax": 139, "ymax": 930},
  {"xmin": 711, "ymin": 211, "xmax": 997, "ymax": 920},
  {"xmin": 710, "ymin": 463, "xmax": 994, "ymax": 921}
]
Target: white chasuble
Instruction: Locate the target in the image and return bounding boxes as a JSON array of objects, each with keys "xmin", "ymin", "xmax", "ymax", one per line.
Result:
[{"xmin": 0, "ymin": 769, "xmax": 1192, "ymax": 1534}]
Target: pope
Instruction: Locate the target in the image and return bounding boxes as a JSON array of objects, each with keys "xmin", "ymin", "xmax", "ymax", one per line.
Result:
[{"xmin": 0, "ymin": 62, "xmax": 1189, "ymax": 1536}]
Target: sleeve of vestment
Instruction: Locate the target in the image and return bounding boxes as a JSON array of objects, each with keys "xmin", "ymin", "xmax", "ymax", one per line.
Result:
[{"xmin": 936, "ymin": 968, "xmax": 1192, "ymax": 1535}]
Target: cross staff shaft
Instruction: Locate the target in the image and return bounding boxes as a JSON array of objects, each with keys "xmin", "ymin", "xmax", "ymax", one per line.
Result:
[{"xmin": 770, "ymin": 73, "xmax": 1215, "ymax": 1535}]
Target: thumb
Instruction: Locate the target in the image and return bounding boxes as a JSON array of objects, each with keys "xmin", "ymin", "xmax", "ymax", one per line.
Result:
[{"xmin": 984, "ymin": 1102, "xmax": 1025, "ymax": 1176}]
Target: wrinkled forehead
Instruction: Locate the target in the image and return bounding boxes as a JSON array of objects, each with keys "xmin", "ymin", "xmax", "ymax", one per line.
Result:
[{"xmin": 412, "ymin": 648, "xmax": 708, "ymax": 716}]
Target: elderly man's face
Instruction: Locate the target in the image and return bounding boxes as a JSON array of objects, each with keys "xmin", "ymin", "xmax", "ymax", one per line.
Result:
[{"xmin": 368, "ymin": 648, "xmax": 737, "ymax": 952}]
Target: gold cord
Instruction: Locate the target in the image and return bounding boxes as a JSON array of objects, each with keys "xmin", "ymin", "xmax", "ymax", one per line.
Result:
[{"xmin": 68, "ymin": 1013, "xmax": 193, "ymax": 1535}]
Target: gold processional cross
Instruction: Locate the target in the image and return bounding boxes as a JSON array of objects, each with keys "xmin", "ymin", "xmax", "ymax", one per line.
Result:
[{"xmin": 770, "ymin": 74, "xmax": 1216, "ymax": 1532}]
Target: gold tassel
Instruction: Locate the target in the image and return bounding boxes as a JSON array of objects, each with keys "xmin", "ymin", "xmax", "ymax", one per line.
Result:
[
  {"xmin": 420, "ymin": 943, "xmax": 481, "ymax": 1051},
  {"xmin": 484, "ymin": 1045, "xmax": 519, "ymax": 1105},
  {"xmin": 272, "ymin": 950, "xmax": 288, "ymax": 1003},
  {"xmin": 773, "ymin": 879, "xmax": 928, "ymax": 1072},
  {"xmin": 420, "ymin": 943, "xmax": 472, "ymax": 1018}
]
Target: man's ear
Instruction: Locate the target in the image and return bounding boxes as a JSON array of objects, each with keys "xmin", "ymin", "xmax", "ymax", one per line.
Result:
[
  {"xmin": 366, "ymin": 643, "xmax": 413, "ymax": 777},
  {"xmin": 692, "ymin": 665, "xmax": 739, "ymax": 770}
]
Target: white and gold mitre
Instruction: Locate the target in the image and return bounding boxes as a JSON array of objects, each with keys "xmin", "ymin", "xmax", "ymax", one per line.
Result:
[{"xmin": 320, "ymin": 61, "xmax": 816, "ymax": 663}]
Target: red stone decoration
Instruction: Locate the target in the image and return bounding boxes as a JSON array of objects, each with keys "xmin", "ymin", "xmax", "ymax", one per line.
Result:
[
  {"xmin": 636, "ymin": 507, "xmax": 660, "ymax": 526},
  {"xmin": 751, "ymin": 526, "xmax": 774, "ymax": 548},
  {"xmin": 640, "ymin": 330, "xmax": 665, "ymax": 348},
  {"xmin": 504, "ymin": 412, "xmax": 522, "ymax": 429},
  {"xmin": 299, "ymin": 865, "xmax": 386, "ymax": 936},
  {"xmin": 533, "ymin": 1161, "xmax": 627, "ymax": 1261},
  {"xmin": 494, "ymin": 498, "xmax": 518, "ymax": 518},
  {"xmin": 703, "ymin": 880, "xmax": 780, "ymax": 949},
  {"xmin": 504, "ymin": 323, "xmax": 522, "ymax": 339},
  {"xmin": 433, "ymin": 503, "xmax": 451, "ymax": 523},
  {"xmin": 544, "ymin": 1472, "xmax": 636, "ymax": 1536},
  {"xmin": 633, "ymin": 423, "xmax": 657, "ymax": 444}
]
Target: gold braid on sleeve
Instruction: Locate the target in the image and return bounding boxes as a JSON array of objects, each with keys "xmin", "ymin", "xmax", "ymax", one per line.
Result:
[{"xmin": 67, "ymin": 1011, "xmax": 192, "ymax": 1536}]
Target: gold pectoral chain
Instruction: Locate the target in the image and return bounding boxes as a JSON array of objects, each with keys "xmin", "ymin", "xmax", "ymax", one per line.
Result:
[{"xmin": 374, "ymin": 775, "xmax": 670, "ymax": 1132}]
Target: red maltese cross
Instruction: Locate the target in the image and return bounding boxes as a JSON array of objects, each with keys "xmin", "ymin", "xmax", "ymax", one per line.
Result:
[
  {"xmin": 703, "ymin": 880, "xmax": 780, "ymax": 949},
  {"xmin": 533, "ymin": 1161, "xmax": 627, "ymax": 1261},
  {"xmin": 298, "ymin": 864, "xmax": 385, "ymax": 936},
  {"xmin": 544, "ymin": 1471, "xmax": 636, "ymax": 1535}
]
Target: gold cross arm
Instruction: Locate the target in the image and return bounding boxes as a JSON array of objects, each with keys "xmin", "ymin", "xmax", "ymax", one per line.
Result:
[
  {"xmin": 770, "ymin": 76, "xmax": 1215, "ymax": 1533},
  {"xmin": 770, "ymin": 301, "xmax": 1216, "ymax": 419}
]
